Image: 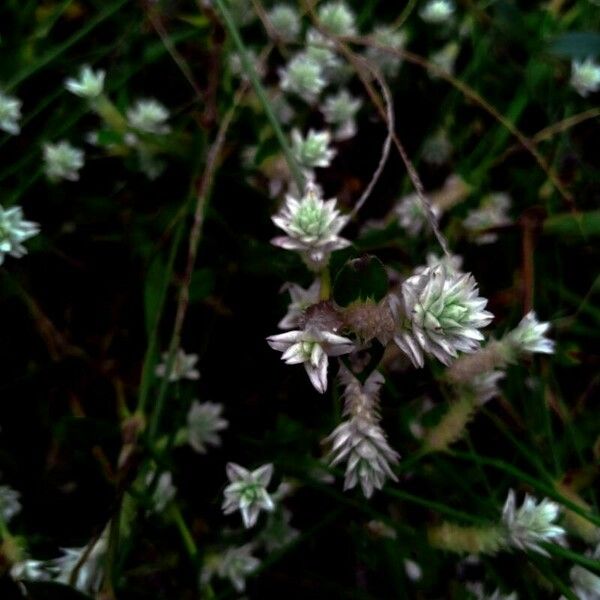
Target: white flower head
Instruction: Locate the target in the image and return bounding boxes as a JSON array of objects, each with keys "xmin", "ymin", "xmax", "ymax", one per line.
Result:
[
  {"xmin": 501, "ymin": 489, "xmax": 566, "ymax": 555},
  {"xmin": 422, "ymin": 129, "xmax": 453, "ymax": 165},
  {"xmin": 306, "ymin": 29, "xmax": 349, "ymax": 82},
  {"xmin": 326, "ymin": 369, "xmax": 399, "ymax": 498},
  {"xmin": 145, "ymin": 469, "xmax": 177, "ymax": 513},
  {"xmin": 317, "ymin": 1, "xmax": 356, "ymax": 36},
  {"xmin": 394, "ymin": 193, "xmax": 441, "ymax": 238},
  {"xmin": 127, "ymin": 98, "xmax": 170, "ymax": 134},
  {"xmin": 322, "ymin": 89, "xmax": 362, "ymax": 141},
  {"xmin": 214, "ymin": 544, "xmax": 260, "ymax": 592},
  {"xmin": 0, "ymin": 91, "xmax": 22, "ymax": 135},
  {"xmin": 463, "ymin": 192, "xmax": 512, "ymax": 244},
  {"xmin": 0, "ymin": 484, "xmax": 21, "ymax": 522},
  {"xmin": 420, "ymin": 0, "xmax": 455, "ymax": 23},
  {"xmin": 415, "ymin": 252, "xmax": 463, "ymax": 276},
  {"xmin": 470, "ymin": 369, "xmax": 505, "ymax": 405},
  {"xmin": 268, "ymin": 5, "xmax": 301, "ymax": 42},
  {"xmin": 222, "ymin": 463, "xmax": 275, "ymax": 528},
  {"xmin": 267, "ymin": 327, "xmax": 354, "ymax": 394},
  {"xmin": 11, "ymin": 558, "xmax": 51, "ymax": 582},
  {"xmin": 365, "ymin": 26, "xmax": 407, "ymax": 78},
  {"xmin": 43, "ymin": 141, "xmax": 84, "ymax": 182},
  {"xmin": 185, "ymin": 400, "xmax": 228, "ymax": 453},
  {"xmin": 291, "ymin": 128, "xmax": 336, "ymax": 170},
  {"xmin": 505, "ymin": 311, "xmax": 555, "ymax": 356},
  {"xmin": 431, "ymin": 41, "xmax": 460, "ymax": 76},
  {"xmin": 0, "ymin": 204, "xmax": 39, "ymax": 265},
  {"xmin": 51, "ymin": 530, "xmax": 108, "ymax": 594},
  {"xmin": 65, "ymin": 65, "xmax": 105, "ymax": 99},
  {"xmin": 569, "ymin": 543, "xmax": 600, "ymax": 599},
  {"xmin": 570, "ymin": 57, "xmax": 600, "ymax": 97},
  {"xmin": 394, "ymin": 265, "xmax": 493, "ymax": 367},
  {"xmin": 155, "ymin": 348, "xmax": 200, "ymax": 382},
  {"xmin": 279, "ymin": 53, "xmax": 326, "ymax": 104},
  {"xmin": 404, "ymin": 559, "xmax": 423, "ymax": 582},
  {"xmin": 278, "ymin": 280, "xmax": 321, "ymax": 329},
  {"xmin": 271, "ymin": 182, "xmax": 351, "ymax": 270}
]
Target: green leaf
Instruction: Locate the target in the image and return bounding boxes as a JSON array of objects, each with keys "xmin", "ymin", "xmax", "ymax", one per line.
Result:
[
  {"xmin": 189, "ymin": 268, "xmax": 215, "ymax": 302},
  {"xmin": 333, "ymin": 255, "xmax": 389, "ymax": 307},
  {"xmin": 548, "ymin": 32, "xmax": 600, "ymax": 59},
  {"xmin": 543, "ymin": 211, "xmax": 600, "ymax": 238},
  {"xmin": 144, "ymin": 254, "xmax": 168, "ymax": 338}
]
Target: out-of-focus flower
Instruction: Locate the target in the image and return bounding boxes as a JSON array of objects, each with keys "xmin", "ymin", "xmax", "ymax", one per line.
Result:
[
  {"xmin": 267, "ymin": 327, "xmax": 354, "ymax": 393},
  {"xmin": 570, "ymin": 58, "xmax": 600, "ymax": 97},
  {"xmin": 326, "ymin": 369, "xmax": 399, "ymax": 498},
  {"xmin": 322, "ymin": 89, "xmax": 362, "ymax": 140},
  {"xmin": 431, "ymin": 41, "xmax": 460, "ymax": 76},
  {"xmin": 51, "ymin": 530, "xmax": 108, "ymax": 594},
  {"xmin": 278, "ymin": 280, "xmax": 320, "ymax": 329},
  {"xmin": 394, "ymin": 193, "xmax": 441, "ymax": 238},
  {"xmin": 185, "ymin": 400, "xmax": 228, "ymax": 453},
  {"xmin": 394, "ymin": 265, "xmax": 493, "ymax": 367},
  {"xmin": 501, "ymin": 489, "xmax": 565, "ymax": 555},
  {"xmin": 0, "ymin": 484, "xmax": 21, "ymax": 522},
  {"xmin": 404, "ymin": 559, "xmax": 423, "ymax": 582},
  {"xmin": 0, "ymin": 91, "xmax": 22, "ymax": 135},
  {"xmin": 127, "ymin": 99, "xmax": 170, "ymax": 134},
  {"xmin": 64, "ymin": 65, "xmax": 105, "ymax": 99},
  {"xmin": 271, "ymin": 182, "xmax": 350, "ymax": 270},
  {"xmin": 268, "ymin": 5, "xmax": 301, "ymax": 42},
  {"xmin": 226, "ymin": 0, "xmax": 256, "ymax": 27},
  {"xmin": 259, "ymin": 507, "xmax": 300, "ymax": 552},
  {"xmin": 228, "ymin": 49, "xmax": 265, "ymax": 81},
  {"xmin": 222, "ymin": 463, "xmax": 275, "ymax": 528},
  {"xmin": 10, "ymin": 559, "xmax": 50, "ymax": 582},
  {"xmin": 414, "ymin": 252, "xmax": 463, "ymax": 276},
  {"xmin": 0, "ymin": 204, "xmax": 39, "ymax": 265},
  {"xmin": 279, "ymin": 53, "xmax": 326, "ymax": 103},
  {"xmin": 568, "ymin": 543, "xmax": 600, "ymax": 599},
  {"xmin": 463, "ymin": 193, "xmax": 512, "ymax": 244},
  {"xmin": 291, "ymin": 128, "xmax": 336, "ymax": 169},
  {"xmin": 202, "ymin": 544, "xmax": 260, "ymax": 592},
  {"xmin": 504, "ymin": 311, "xmax": 555, "ymax": 356},
  {"xmin": 365, "ymin": 26, "xmax": 407, "ymax": 78},
  {"xmin": 43, "ymin": 141, "xmax": 84, "ymax": 182},
  {"xmin": 469, "ymin": 583, "xmax": 518, "ymax": 600},
  {"xmin": 155, "ymin": 348, "xmax": 200, "ymax": 382},
  {"xmin": 420, "ymin": 0, "xmax": 455, "ymax": 23},
  {"xmin": 422, "ymin": 129, "xmax": 453, "ymax": 165},
  {"xmin": 317, "ymin": 1, "xmax": 356, "ymax": 36},
  {"xmin": 469, "ymin": 369, "xmax": 505, "ymax": 405},
  {"xmin": 145, "ymin": 469, "xmax": 177, "ymax": 513},
  {"xmin": 306, "ymin": 29, "xmax": 350, "ymax": 82}
]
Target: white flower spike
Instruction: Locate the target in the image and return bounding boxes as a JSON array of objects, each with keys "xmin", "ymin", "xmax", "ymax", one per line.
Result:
[
  {"xmin": 279, "ymin": 53, "xmax": 326, "ymax": 104},
  {"xmin": 222, "ymin": 463, "xmax": 275, "ymax": 528},
  {"xmin": 501, "ymin": 489, "xmax": 565, "ymax": 555},
  {"xmin": 268, "ymin": 5, "xmax": 300, "ymax": 42},
  {"xmin": 127, "ymin": 99, "xmax": 170, "ymax": 134},
  {"xmin": 317, "ymin": 1, "xmax": 356, "ymax": 36},
  {"xmin": 322, "ymin": 90, "xmax": 362, "ymax": 140},
  {"xmin": 271, "ymin": 182, "xmax": 350, "ymax": 270},
  {"xmin": 505, "ymin": 311, "xmax": 555, "ymax": 356},
  {"xmin": 0, "ymin": 204, "xmax": 39, "ymax": 265},
  {"xmin": 394, "ymin": 265, "xmax": 493, "ymax": 367},
  {"xmin": 65, "ymin": 65, "xmax": 105, "ymax": 99},
  {"xmin": 291, "ymin": 128, "xmax": 336, "ymax": 170},
  {"xmin": 267, "ymin": 327, "xmax": 354, "ymax": 393},
  {"xmin": 0, "ymin": 91, "xmax": 22, "ymax": 135}
]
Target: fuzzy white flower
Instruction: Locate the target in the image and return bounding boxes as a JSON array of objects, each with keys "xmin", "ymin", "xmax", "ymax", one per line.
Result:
[
  {"xmin": 10, "ymin": 558, "xmax": 50, "ymax": 582},
  {"xmin": 422, "ymin": 129, "xmax": 453, "ymax": 165},
  {"xmin": 127, "ymin": 99, "xmax": 170, "ymax": 134},
  {"xmin": 65, "ymin": 65, "xmax": 105, "ymax": 99},
  {"xmin": 570, "ymin": 58, "xmax": 600, "ymax": 97},
  {"xmin": 394, "ymin": 265, "xmax": 493, "ymax": 367},
  {"xmin": 420, "ymin": 0, "xmax": 455, "ymax": 23},
  {"xmin": 155, "ymin": 348, "xmax": 200, "ymax": 382},
  {"xmin": 222, "ymin": 463, "xmax": 275, "ymax": 528},
  {"xmin": 279, "ymin": 53, "xmax": 326, "ymax": 103},
  {"xmin": 267, "ymin": 327, "xmax": 354, "ymax": 393},
  {"xmin": 568, "ymin": 543, "xmax": 600, "ymax": 599},
  {"xmin": 318, "ymin": 1, "xmax": 356, "ymax": 36},
  {"xmin": 365, "ymin": 26, "xmax": 407, "ymax": 78},
  {"xmin": 463, "ymin": 193, "xmax": 512, "ymax": 244},
  {"xmin": 0, "ymin": 484, "xmax": 21, "ymax": 522},
  {"xmin": 185, "ymin": 400, "xmax": 228, "ymax": 453},
  {"xmin": 278, "ymin": 280, "xmax": 321, "ymax": 329},
  {"xmin": 394, "ymin": 193, "xmax": 441, "ymax": 238},
  {"xmin": 501, "ymin": 489, "xmax": 565, "ymax": 555},
  {"xmin": 212, "ymin": 544, "xmax": 260, "ymax": 592},
  {"xmin": 505, "ymin": 311, "xmax": 555, "ymax": 356},
  {"xmin": 268, "ymin": 5, "xmax": 301, "ymax": 42},
  {"xmin": 0, "ymin": 91, "xmax": 22, "ymax": 135},
  {"xmin": 322, "ymin": 89, "xmax": 362, "ymax": 140},
  {"xmin": 291, "ymin": 128, "xmax": 336, "ymax": 169},
  {"xmin": 271, "ymin": 182, "xmax": 351, "ymax": 270},
  {"xmin": 145, "ymin": 469, "xmax": 177, "ymax": 513},
  {"xmin": 431, "ymin": 41, "xmax": 460, "ymax": 76},
  {"xmin": 404, "ymin": 559, "xmax": 423, "ymax": 582},
  {"xmin": 51, "ymin": 530, "xmax": 108, "ymax": 594},
  {"xmin": 306, "ymin": 29, "xmax": 349, "ymax": 82},
  {"xmin": 43, "ymin": 141, "xmax": 84, "ymax": 182},
  {"xmin": 326, "ymin": 369, "xmax": 399, "ymax": 498},
  {"xmin": 0, "ymin": 204, "xmax": 39, "ymax": 265},
  {"xmin": 470, "ymin": 369, "xmax": 505, "ymax": 405}
]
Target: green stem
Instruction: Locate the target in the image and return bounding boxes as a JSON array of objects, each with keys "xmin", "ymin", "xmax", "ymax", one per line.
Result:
[
  {"xmin": 319, "ymin": 267, "xmax": 331, "ymax": 300},
  {"xmin": 213, "ymin": 0, "xmax": 305, "ymax": 191}
]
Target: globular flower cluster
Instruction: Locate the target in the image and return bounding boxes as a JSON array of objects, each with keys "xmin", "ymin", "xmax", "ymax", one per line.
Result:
[
  {"xmin": 271, "ymin": 182, "xmax": 350, "ymax": 270},
  {"xmin": 322, "ymin": 90, "xmax": 362, "ymax": 140},
  {"xmin": 326, "ymin": 368, "xmax": 400, "ymax": 498},
  {"xmin": 394, "ymin": 264, "xmax": 493, "ymax": 367},
  {"xmin": 127, "ymin": 98, "xmax": 171, "ymax": 134},
  {"xmin": 291, "ymin": 128, "xmax": 336, "ymax": 170},
  {"xmin": 570, "ymin": 58, "xmax": 600, "ymax": 97},
  {"xmin": 365, "ymin": 26, "xmax": 407, "ymax": 78},
  {"xmin": 419, "ymin": 0, "xmax": 455, "ymax": 24},
  {"xmin": 394, "ymin": 192, "xmax": 441, "ymax": 238},
  {"xmin": 463, "ymin": 193, "xmax": 512, "ymax": 244},
  {"xmin": 43, "ymin": 141, "xmax": 85, "ymax": 182},
  {"xmin": 267, "ymin": 4, "xmax": 300, "ymax": 42},
  {"xmin": 279, "ymin": 54, "xmax": 326, "ymax": 104},
  {"xmin": 505, "ymin": 311, "xmax": 555, "ymax": 356}
]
